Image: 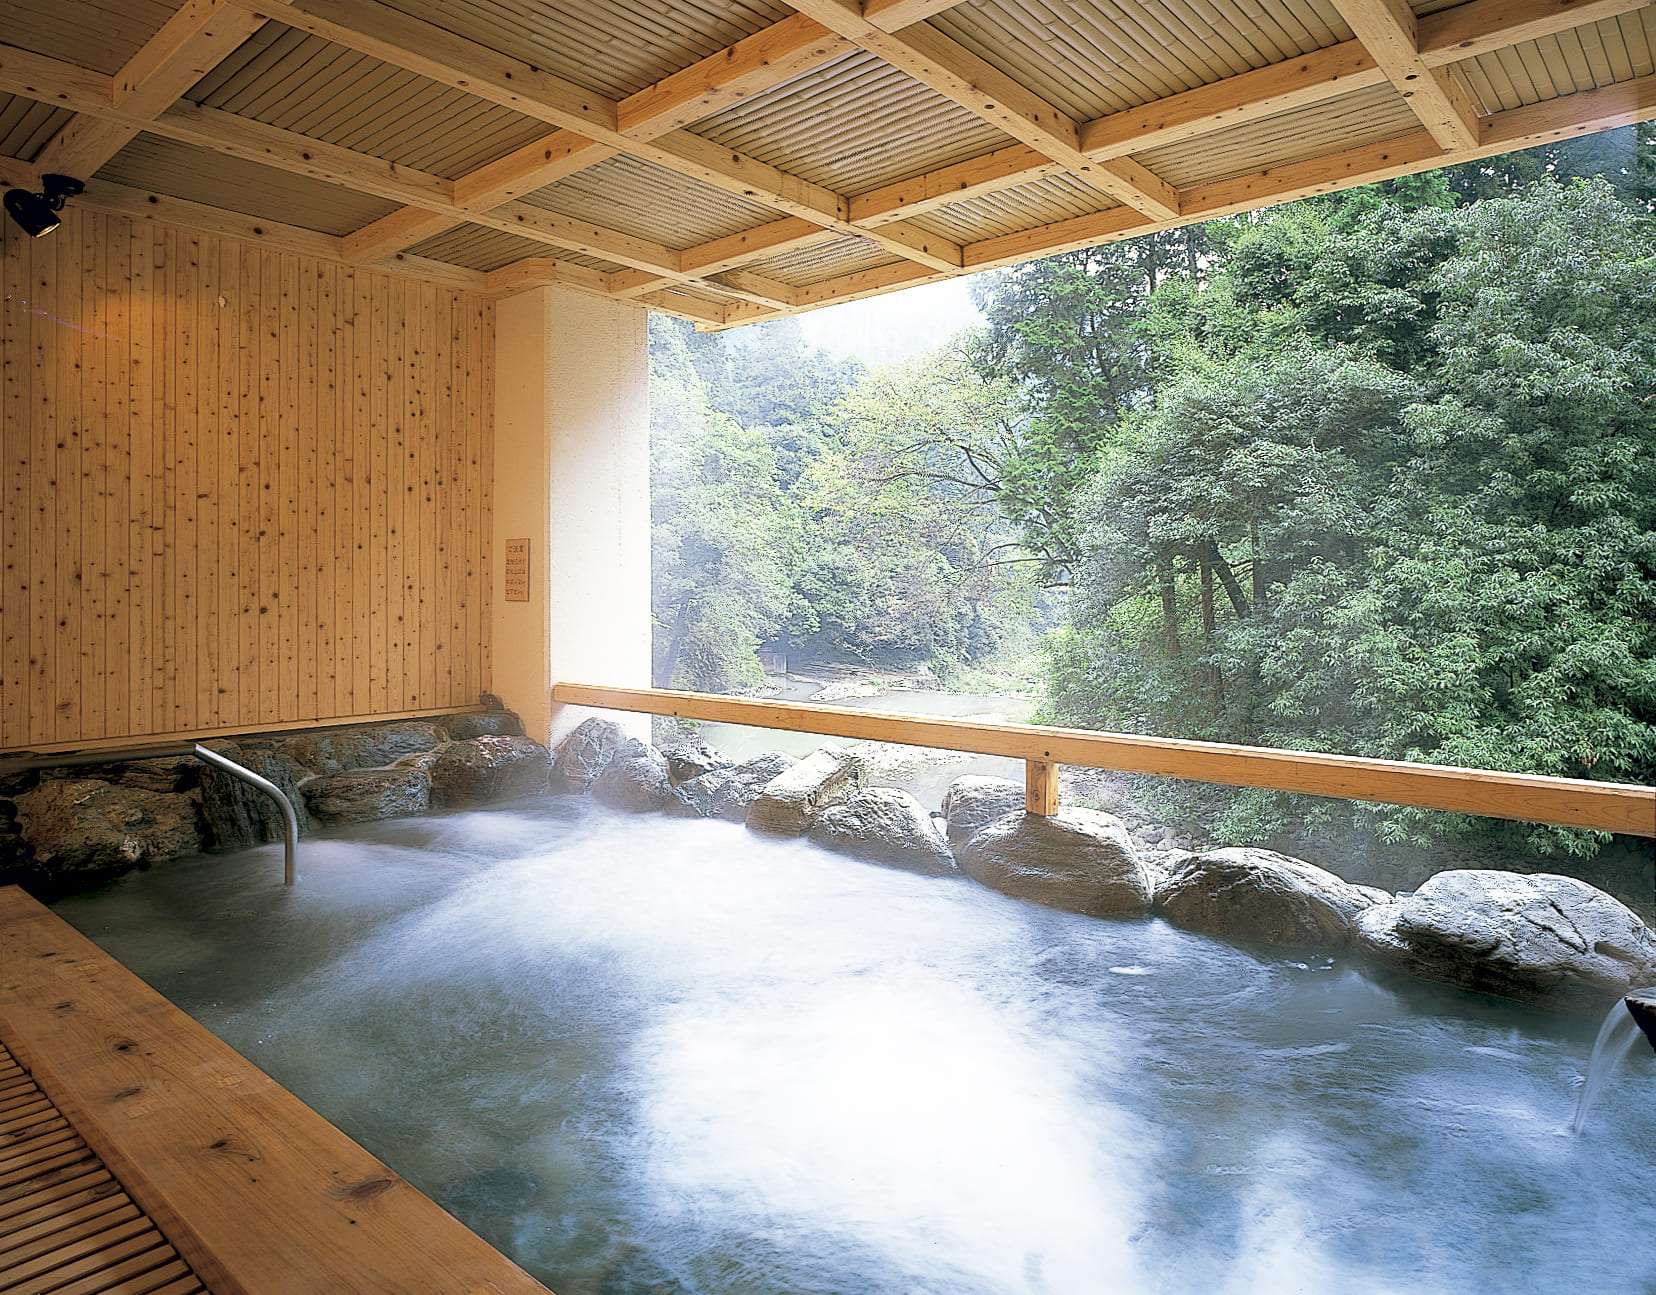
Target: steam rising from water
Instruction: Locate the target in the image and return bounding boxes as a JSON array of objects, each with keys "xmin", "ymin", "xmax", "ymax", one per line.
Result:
[{"xmin": 56, "ymin": 801, "xmax": 1656, "ymax": 1294}]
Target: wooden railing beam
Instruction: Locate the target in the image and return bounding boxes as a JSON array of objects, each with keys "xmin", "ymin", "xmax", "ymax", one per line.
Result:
[{"xmin": 552, "ymin": 683, "xmax": 1656, "ymax": 837}]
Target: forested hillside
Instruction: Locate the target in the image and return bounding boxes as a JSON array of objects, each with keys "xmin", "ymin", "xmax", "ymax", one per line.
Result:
[{"xmin": 650, "ymin": 125, "xmax": 1655, "ymax": 863}]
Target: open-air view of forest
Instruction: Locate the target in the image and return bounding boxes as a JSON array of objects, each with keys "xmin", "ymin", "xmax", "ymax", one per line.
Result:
[{"xmin": 649, "ymin": 125, "xmax": 1655, "ymax": 894}]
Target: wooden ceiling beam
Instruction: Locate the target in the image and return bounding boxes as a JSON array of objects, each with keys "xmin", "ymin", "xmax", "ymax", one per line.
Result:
[
  {"xmin": 351, "ymin": 13, "xmax": 848, "ymax": 261},
  {"xmin": 341, "ymin": 206, "xmax": 463, "ymax": 261},
  {"xmin": 704, "ymin": 71, "xmax": 1656, "ymax": 328},
  {"xmin": 0, "ymin": 54, "xmax": 742, "ymax": 291},
  {"xmin": 781, "ymin": 0, "xmax": 1181, "ymax": 219},
  {"xmin": 841, "ymin": 0, "xmax": 1645, "ymax": 226},
  {"xmin": 450, "ymin": 132, "xmax": 616, "ymax": 210},
  {"xmin": 1330, "ymin": 0, "xmax": 1482, "ymax": 148},
  {"xmin": 482, "ymin": 256, "xmax": 615, "ymax": 296},
  {"xmin": 1417, "ymin": 0, "xmax": 1654, "ymax": 65},
  {"xmin": 36, "ymin": 0, "xmax": 267, "ymax": 176},
  {"xmin": 862, "ymin": 0, "xmax": 975, "ymax": 32},
  {"xmin": 33, "ymin": 173, "xmax": 492, "ymax": 288},
  {"xmin": 705, "ymin": 269, "xmax": 805, "ymax": 308},
  {"xmin": 616, "ymin": 14, "xmax": 849, "ymax": 139},
  {"xmin": 0, "ymin": 155, "xmax": 44, "ymax": 190},
  {"xmin": 850, "ymin": 145, "xmax": 1062, "ymax": 225},
  {"xmin": 230, "ymin": 0, "xmax": 955, "ymax": 274},
  {"xmin": 638, "ymin": 288, "xmax": 732, "ymax": 326}
]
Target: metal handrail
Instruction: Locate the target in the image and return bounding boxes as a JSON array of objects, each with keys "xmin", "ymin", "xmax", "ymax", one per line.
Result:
[{"xmin": 0, "ymin": 742, "xmax": 299, "ymax": 885}]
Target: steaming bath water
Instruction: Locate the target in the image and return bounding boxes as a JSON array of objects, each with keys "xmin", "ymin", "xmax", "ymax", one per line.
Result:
[{"xmin": 54, "ymin": 800, "xmax": 1656, "ymax": 1294}]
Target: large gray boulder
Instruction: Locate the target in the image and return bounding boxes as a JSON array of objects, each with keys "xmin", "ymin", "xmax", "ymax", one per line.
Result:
[
  {"xmin": 808, "ymin": 788, "xmax": 956, "ymax": 875},
  {"xmin": 277, "ymin": 721, "xmax": 444, "ymax": 775},
  {"xmin": 1154, "ymin": 847, "xmax": 1385, "ymax": 950},
  {"xmin": 440, "ymin": 711, "xmax": 524, "ymax": 740},
  {"xmin": 746, "ymin": 746, "xmax": 863, "ymax": 836},
  {"xmin": 197, "ymin": 740, "xmax": 314, "ymax": 851},
  {"xmin": 941, "ymin": 775, "xmax": 1025, "ymax": 846},
  {"xmin": 551, "ymin": 717, "xmax": 629, "ymax": 793},
  {"xmin": 592, "ymin": 739, "xmax": 672, "ymax": 813},
  {"xmin": 1355, "ymin": 869, "xmax": 1656, "ymax": 1011},
  {"xmin": 669, "ymin": 752, "xmax": 796, "ymax": 821},
  {"xmin": 426, "ymin": 736, "xmax": 549, "ymax": 807},
  {"xmin": 304, "ymin": 766, "xmax": 430, "ymax": 823},
  {"xmin": 13, "ymin": 779, "xmax": 201, "ymax": 878},
  {"xmin": 959, "ymin": 808, "xmax": 1152, "ymax": 918},
  {"xmin": 659, "ymin": 738, "xmax": 726, "ymax": 785}
]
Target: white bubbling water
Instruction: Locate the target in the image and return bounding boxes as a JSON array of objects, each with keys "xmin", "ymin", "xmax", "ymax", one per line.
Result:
[{"xmin": 55, "ymin": 800, "xmax": 1656, "ymax": 1294}]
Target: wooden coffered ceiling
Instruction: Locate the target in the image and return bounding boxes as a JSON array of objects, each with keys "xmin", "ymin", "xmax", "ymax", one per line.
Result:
[{"xmin": 1, "ymin": 0, "xmax": 1653, "ymax": 328}]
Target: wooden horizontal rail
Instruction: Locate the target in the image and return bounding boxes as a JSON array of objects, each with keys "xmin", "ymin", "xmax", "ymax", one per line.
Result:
[{"xmin": 552, "ymin": 683, "xmax": 1656, "ymax": 838}]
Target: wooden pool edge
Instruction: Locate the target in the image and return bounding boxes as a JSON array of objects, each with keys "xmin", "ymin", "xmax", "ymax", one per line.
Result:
[{"xmin": 0, "ymin": 886, "xmax": 553, "ymax": 1294}]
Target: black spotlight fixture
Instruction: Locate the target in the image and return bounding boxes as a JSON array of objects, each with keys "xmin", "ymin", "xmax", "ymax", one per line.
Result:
[{"xmin": 4, "ymin": 173, "xmax": 85, "ymax": 238}]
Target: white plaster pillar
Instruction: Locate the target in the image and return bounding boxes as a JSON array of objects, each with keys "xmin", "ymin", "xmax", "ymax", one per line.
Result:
[{"xmin": 491, "ymin": 286, "xmax": 651, "ymax": 747}]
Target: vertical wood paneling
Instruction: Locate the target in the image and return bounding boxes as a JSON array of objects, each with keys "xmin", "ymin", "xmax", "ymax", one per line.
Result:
[{"xmin": 0, "ymin": 208, "xmax": 494, "ymax": 749}]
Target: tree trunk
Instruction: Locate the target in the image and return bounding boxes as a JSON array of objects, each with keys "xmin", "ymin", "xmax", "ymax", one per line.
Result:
[
  {"xmin": 1207, "ymin": 542, "xmax": 1250, "ymax": 618},
  {"xmin": 655, "ymin": 598, "xmax": 693, "ymax": 688},
  {"xmin": 1200, "ymin": 556, "xmax": 1224, "ymax": 711},
  {"xmin": 1250, "ymin": 521, "xmax": 1267, "ymax": 610},
  {"xmin": 1157, "ymin": 555, "xmax": 1181, "ymax": 658}
]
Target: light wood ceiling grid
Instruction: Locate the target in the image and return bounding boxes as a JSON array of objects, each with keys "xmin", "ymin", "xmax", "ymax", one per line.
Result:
[
  {"xmin": 381, "ymin": 0, "xmax": 798, "ymax": 98},
  {"xmin": 929, "ymin": 0, "xmax": 1359, "ymax": 119},
  {"xmin": 406, "ymin": 221, "xmax": 624, "ymax": 271},
  {"xmin": 690, "ymin": 51, "xmax": 1015, "ymax": 191},
  {"xmin": 520, "ymin": 153, "xmax": 781, "ymax": 247},
  {"xmin": 742, "ymin": 231, "xmax": 902, "ymax": 281},
  {"xmin": 189, "ymin": 25, "xmax": 556, "ymax": 178},
  {"xmin": 909, "ymin": 172, "xmax": 1121, "ymax": 243},
  {"xmin": 98, "ymin": 132, "xmax": 403, "ymax": 234},
  {"xmin": 1461, "ymin": 9, "xmax": 1655, "ymax": 111},
  {"xmin": 1135, "ymin": 83, "xmax": 1423, "ymax": 188},
  {"xmin": 0, "ymin": 0, "xmax": 1650, "ymax": 329},
  {"xmin": 0, "ymin": 0, "xmax": 179, "ymax": 76},
  {"xmin": 0, "ymin": 94, "xmax": 72, "ymax": 159}
]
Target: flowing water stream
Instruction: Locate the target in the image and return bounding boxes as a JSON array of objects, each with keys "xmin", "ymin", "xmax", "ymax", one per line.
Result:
[
  {"xmin": 1571, "ymin": 996, "xmax": 1651, "ymax": 1135},
  {"xmin": 52, "ymin": 799, "xmax": 1656, "ymax": 1294}
]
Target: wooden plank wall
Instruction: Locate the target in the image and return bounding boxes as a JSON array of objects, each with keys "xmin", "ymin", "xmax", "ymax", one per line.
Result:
[{"xmin": 0, "ymin": 208, "xmax": 494, "ymax": 750}]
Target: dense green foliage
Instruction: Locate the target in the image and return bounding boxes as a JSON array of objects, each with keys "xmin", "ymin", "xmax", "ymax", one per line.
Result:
[
  {"xmin": 650, "ymin": 319, "xmax": 1034, "ymax": 689},
  {"xmin": 651, "ymin": 127, "xmax": 1654, "ymax": 860}
]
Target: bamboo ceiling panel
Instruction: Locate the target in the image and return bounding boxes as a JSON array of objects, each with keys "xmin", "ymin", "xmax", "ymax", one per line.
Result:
[
  {"xmin": 189, "ymin": 25, "xmax": 553, "ymax": 179},
  {"xmin": 410, "ymin": 222, "xmax": 622, "ymax": 272},
  {"xmin": 383, "ymin": 0, "xmax": 797, "ymax": 99},
  {"xmin": 1135, "ymin": 84, "xmax": 1423, "ymax": 189},
  {"xmin": 0, "ymin": 0, "xmax": 176, "ymax": 76},
  {"xmin": 1461, "ymin": 11, "xmax": 1656, "ymax": 111},
  {"xmin": 1, "ymin": 0, "xmax": 1654, "ymax": 326},
  {"xmin": 744, "ymin": 233, "xmax": 903, "ymax": 284},
  {"xmin": 96, "ymin": 134, "xmax": 402, "ymax": 236},
  {"xmin": 911, "ymin": 174, "xmax": 1121, "ymax": 244},
  {"xmin": 0, "ymin": 95, "xmax": 70, "ymax": 162},
  {"xmin": 521, "ymin": 154, "xmax": 779, "ymax": 248},
  {"xmin": 692, "ymin": 52, "xmax": 1014, "ymax": 193},
  {"xmin": 931, "ymin": 0, "xmax": 1358, "ymax": 120}
]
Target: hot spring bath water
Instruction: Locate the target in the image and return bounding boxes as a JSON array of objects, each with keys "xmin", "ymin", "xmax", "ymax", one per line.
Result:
[{"xmin": 52, "ymin": 799, "xmax": 1656, "ymax": 1294}]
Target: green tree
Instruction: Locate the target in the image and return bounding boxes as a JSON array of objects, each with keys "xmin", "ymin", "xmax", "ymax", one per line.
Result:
[
  {"xmin": 649, "ymin": 318, "xmax": 791, "ymax": 691},
  {"xmin": 1050, "ymin": 179, "xmax": 1656, "ymax": 859}
]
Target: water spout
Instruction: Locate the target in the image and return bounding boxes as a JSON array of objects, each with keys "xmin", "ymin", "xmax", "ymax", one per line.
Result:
[
  {"xmin": 1627, "ymin": 990, "xmax": 1656, "ymax": 1052},
  {"xmin": 1572, "ymin": 988, "xmax": 1656, "ymax": 1136}
]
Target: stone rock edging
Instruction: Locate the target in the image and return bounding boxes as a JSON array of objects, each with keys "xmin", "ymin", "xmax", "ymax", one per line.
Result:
[
  {"xmin": 0, "ymin": 710, "xmax": 545, "ymax": 890},
  {"xmin": 553, "ymin": 723, "xmax": 1656, "ymax": 1014}
]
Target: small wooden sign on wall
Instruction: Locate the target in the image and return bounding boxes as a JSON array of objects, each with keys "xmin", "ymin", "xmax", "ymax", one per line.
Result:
[{"xmin": 504, "ymin": 538, "xmax": 531, "ymax": 602}]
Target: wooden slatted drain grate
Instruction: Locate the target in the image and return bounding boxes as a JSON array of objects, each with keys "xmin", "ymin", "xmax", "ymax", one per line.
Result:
[{"xmin": 0, "ymin": 1042, "xmax": 208, "ymax": 1295}]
